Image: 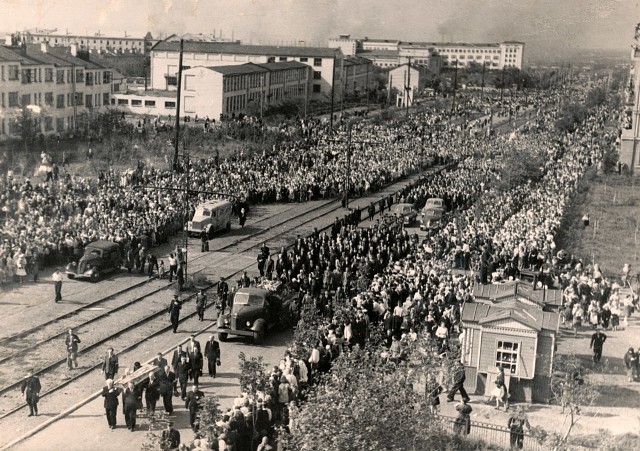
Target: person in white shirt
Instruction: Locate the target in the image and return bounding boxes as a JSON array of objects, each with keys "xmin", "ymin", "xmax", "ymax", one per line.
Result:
[{"xmin": 52, "ymin": 268, "xmax": 64, "ymax": 303}]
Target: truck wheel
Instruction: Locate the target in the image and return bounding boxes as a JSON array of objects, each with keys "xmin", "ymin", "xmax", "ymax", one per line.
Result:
[
  {"xmin": 91, "ymin": 271, "xmax": 101, "ymax": 282},
  {"xmin": 67, "ymin": 274, "xmax": 75, "ymax": 280},
  {"xmin": 218, "ymin": 332, "xmax": 228, "ymax": 342},
  {"xmin": 253, "ymin": 330, "xmax": 264, "ymax": 345}
]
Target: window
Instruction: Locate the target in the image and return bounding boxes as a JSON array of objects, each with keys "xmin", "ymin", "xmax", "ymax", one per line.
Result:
[
  {"xmin": 86, "ymin": 72, "xmax": 94, "ymax": 85},
  {"xmin": 117, "ymin": 98, "xmax": 129, "ymax": 105},
  {"xmin": 86, "ymin": 95, "xmax": 92, "ymax": 108},
  {"xmin": 279, "ymin": 56, "xmax": 287, "ymax": 61},
  {"xmin": 131, "ymin": 99, "xmax": 142, "ymax": 107},
  {"xmin": 267, "ymin": 57, "xmax": 275, "ymax": 63},
  {"xmin": 45, "ymin": 92, "xmax": 53, "ymax": 106},
  {"xmin": 103, "ymin": 93, "xmax": 110, "ymax": 106},
  {"xmin": 166, "ymin": 76, "xmax": 177, "ymax": 86},
  {"xmin": 164, "ymin": 101, "xmax": 176, "ymax": 109},
  {"xmin": 56, "ymin": 69, "xmax": 65, "ymax": 84},
  {"xmin": 56, "ymin": 94, "xmax": 65, "ymax": 108},
  {"xmin": 21, "ymin": 69, "xmax": 33, "ymax": 84},
  {"xmin": 103, "ymin": 71, "xmax": 111, "ymax": 83},
  {"xmin": 495, "ymin": 341, "xmax": 519, "ymax": 374},
  {"xmin": 313, "ymin": 71, "xmax": 322, "ymax": 80},
  {"xmin": 8, "ymin": 91, "xmax": 19, "ymax": 107},
  {"xmin": 74, "ymin": 93, "xmax": 83, "ymax": 106},
  {"xmin": 56, "ymin": 117, "xmax": 65, "ymax": 131},
  {"xmin": 44, "ymin": 117, "xmax": 53, "ymax": 131},
  {"xmin": 145, "ymin": 100, "xmax": 156, "ymax": 107},
  {"xmin": 45, "ymin": 68, "xmax": 54, "ymax": 82},
  {"xmin": 312, "ymin": 84, "xmax": 321, "ymax": 93},
  {"xmin": 8, "ymin": 65, "xmax": 19, "ymax": 80},
  {"xmin": 76, "ymin": 69, "xmax": 84, "ymax": 83},
  {"xmin": 299, "ymin": 57, "xmax": 308, "ymax": 62},
  {"xmin": 313, "ymin": 58, "xmax": 322, "ymax": 67}
]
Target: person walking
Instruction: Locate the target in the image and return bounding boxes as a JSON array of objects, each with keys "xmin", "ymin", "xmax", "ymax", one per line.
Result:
[
  {"xmin": 185, "ymin": 384, "xmax": 205, "ymax": 432},
  {"xmin": 144, "ymin": 371, "xmax": 160, "ymax": 416},
  {"xmin": 102, "ymin": 379, "xmax": 121, "ymax": 429},
  {"xmin": 52, "ymin": 268, "xmax": 64, "ymax": 303},
  {"xmin": 201, "ymin": 231, "xmax": 209, "ymax": 252},
  {"xmin": 122, "ymin": 381, "xmax": 141, "ymax": 431},
  {"xmin": 508, "ymin": 407, "xmax": 531, "ymax": 449},
  {"xmin": 147, "ymin": 253, "xmax": 159, "ymax": 278},
  {"xmin": 175, "ymin": 355, "xmax": 191, "ymax": 400},
  {"xmin": 168, "ymin": 295, "xmax": 182, "ymax": 333},
  {"xmin": 177, "ymin": 265, "xmax": 185, "ymax": 291},
  {"xmin": 204, "ymin": 335, "xmax": 221, "ymax": 378},
  {"xmin": 191, "ymin": 346, "xmax": 204, "ymax": 386},
  {"xmin": 102, "ymin": 347, "xmax": 119, "ymax": 380},
  {"xmin": 217, "ymin": 277, "xmax": 229, "ymax": 314},
  {"xmin": 590, "ymin": 326, "xmax": 607, "ymax": 364},
  {"xmin": 159, "ymin": 365, "xmax": 176, "ymax": 414},
  {"xmin": 239, "ymin": 207, "xmax": 247, "ymax": 228},
  {"xmin": 20, "ymin": 370, "xmax": 41, "ymax": 417},
  {"xmin": 447, "ymin": 362, "xmax": 470, "ymax": 403},
  {"xmin": 195, "ymin": 290, "xmax": 207, "ymax": 321},
  {"xmin": 65, "ymin": 329, "xmax": 81, "ymax": 370},
  {"xmin": 453, "ymin": 399, "xmax": 472, "ymax": 436},
  {"xmin": 624, "ymin": 347, "xmax": 637, "ymax": 382},
  {"xmin": 168, "ymin": 254, "xmax": 178, "ymax": 283}
]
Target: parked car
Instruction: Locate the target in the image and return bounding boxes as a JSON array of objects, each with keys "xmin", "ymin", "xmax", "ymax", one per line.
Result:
[
  {"xmin": 424, "ymin": 198, "xmax": 445, "ymax": 212},
  {"xmin": 214, "ymin": 283, "xmax": 294, "ymax": 344},
  {"xmin": 187, "ymin": 199, "xmax": 232, "ymax": 238},
  {"xmin": 420, "ymin": 207, "xmax": 444, "ymax": 231},
  {"xmin": 65, "ymin": 240, "xmax": 122, "ymax": 282},
  {"xmin": 385, "ymin": 203, "xmax": 417, "ymax": 226}
]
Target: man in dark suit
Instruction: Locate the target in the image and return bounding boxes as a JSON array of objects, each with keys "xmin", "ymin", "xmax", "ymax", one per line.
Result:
[
  {"xmin": 187, "ymin": 335, "xmax": 201, "ymax": 363},
  {"xmin": 152, "ymin": 352, "xmax": 168, "ymax": 370},
  {"xmin": 101, "ymin": 379, "xmax": 121, "ymax": 429},
  {"xmin": 122, "ymin": 381, "xmax": 141, "ymax": 431},
  {"xmin": 161, "ymin": 422, "xmax": 181, "ymax": 450},
  {"xmin": 204, "ymin": 335, "xmax": 221, "ymax": 378},
  {"xmin": 185, "ymin": 384, "xmax": 205, "ymax": 432},
  {"xmin": 158, "ymin": 365, "xmax": 176, "ymax": 414},
  {"xmin": 102, "ymin": 347, "xmax": 119, "ymax": 380},
  {"xmin": 170, "ymin": 345, "xmax": 187, "ymax": 370},
  {"xmin": 168, "ymin": 295, "xmax": 182, "ymax": 333},
  {"xmin": 144, "ymin": 371, "xmax": 161, "ymax": 416},
  {"xmin": 175, "ymin": 355, "xmax": 191, "ymax": 400},
  {"xmin": 20, "ymin": 370, "xmax": 41, "ymax": 417},
  {"xmin": 217, "ymin": 277, "xmax": 229, "ymax": 314}
]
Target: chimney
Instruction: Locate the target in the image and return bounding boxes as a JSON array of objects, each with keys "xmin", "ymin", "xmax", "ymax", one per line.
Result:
[
  {"xmin": 40, "ymin": 42, "xmax": 48, "ymax": 53},
  {"xmin": 4, "ymin": 35, "xmax": 11, "ymax": 46},
  {"xmin": 70, "ymin": 43, "xmax": 77, "ymax": 56},
  {"xmin": 20, "ymin": 41, "xmax": 27, "ymax": 56}
]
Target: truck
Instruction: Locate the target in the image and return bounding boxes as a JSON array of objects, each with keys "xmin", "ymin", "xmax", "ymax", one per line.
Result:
[
  {"xmin": 186, "ymin": 199, "xmax": 232, "ymax": 238},
  {"xmin": 214, "ymin": 282, "xmax": 295, "ymax": 344},
  {"xmin": 65, "ymin": 240, "xmax": 122, "ymax": 282}
]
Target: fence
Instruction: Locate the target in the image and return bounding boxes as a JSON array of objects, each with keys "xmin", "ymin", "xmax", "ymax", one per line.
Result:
[{"xmin": 439, "ymin": 415, "xmax": 544, "ymax": 451}]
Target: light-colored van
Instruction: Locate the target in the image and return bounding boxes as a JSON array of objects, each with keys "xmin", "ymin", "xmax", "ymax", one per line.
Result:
[
  {"xmin": 420, "ymin": 198, "xmax": 445, "ymax": 231},
  {"xmin": 187, "ymin": 199, "xmax": 232, "ymax": 237}
]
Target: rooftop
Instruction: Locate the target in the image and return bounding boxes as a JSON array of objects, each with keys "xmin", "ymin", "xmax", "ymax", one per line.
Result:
[
  {"xmin": 152, "ymin": 40, "xmax": 341, "ymax": 58},
  {"xmin": 461, "ymin": 301, "xmax": 560, "ymax": 332},
  {"xmin": 195, "ymin": 61, "xmax": 308, "ymax": 76}
]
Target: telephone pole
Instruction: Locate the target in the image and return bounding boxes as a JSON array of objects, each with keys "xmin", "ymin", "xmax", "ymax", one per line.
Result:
[
  {"xmin": 173, "ymin": 39, "xmax": 184, "ymax": 171},
  {"xmin": 451, "ymin": 59, "xmax": 458, "ymax": 114}
]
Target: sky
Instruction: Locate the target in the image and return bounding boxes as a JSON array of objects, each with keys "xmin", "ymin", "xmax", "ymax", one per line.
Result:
[{"xmin": 0, "ymin": 0, "xmax": 638, "ymax": 59}]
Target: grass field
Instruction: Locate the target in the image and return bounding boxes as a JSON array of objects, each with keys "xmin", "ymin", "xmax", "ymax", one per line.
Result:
[{"xmin": 557, "ymin": 171, "xmax": 640, "ymax": 281}]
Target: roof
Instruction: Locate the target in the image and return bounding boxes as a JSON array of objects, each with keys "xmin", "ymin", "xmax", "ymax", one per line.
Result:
[
  {"xmin": 390, "ymin": 63, "xmax": 430, "ymax": 72},
  {"xmin": 357, "ymin": 49, "xmax": 399, "ymax": 58},
  {"xmin": 461, "ymin": 301, "xmax": 559, "ymax": 332},
  {"xmin": 0, "ymin": 46, "xmax": 25, "ymax": 62},
  {"xmin": 25, "ymin": 30, "xmax": 151, "ymax": 40},
  {"xmin": 198, "ymin": 61, "xmax": 308, "ymax": 76},
  {"xmin": 23, "ymin": 45, "xmax": 76, "ymax": 67},
  {"xmin": 473, "ymin": 282, "xmax": 563, "ymax": 307},
  {"xmin": 152, "ymin": 40, "xmax": 341, "ymax": 58},
  {"xmin": 197, "ymin": 199, "xmax": 232, "ymax": 208},
  {"xmin": 85, "ymin": 240, "xmax": 119, "ymax": 250},
  {"xmin": 256, "ymin": 61, "xmax": 308, "ymax": 71},
  {"xmin": 343, "ymin": 55, "xmax": 372, "ymax": 66},
  {"xmin": 363, "ymin": 38, "xmax": 400, "ymax": 44},
  {"xmin": 47, "ymin": 46, "xmax": 107, "ymax": 69}
]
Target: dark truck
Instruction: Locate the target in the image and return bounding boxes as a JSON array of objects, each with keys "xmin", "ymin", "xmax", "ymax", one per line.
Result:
[
  {"xmin": 214, "ymin": 284, "xmax": 295, "ymax": 344},
  {"xmin": 65, "ymin": 240, "xmax": 122, "ymax": 282}
]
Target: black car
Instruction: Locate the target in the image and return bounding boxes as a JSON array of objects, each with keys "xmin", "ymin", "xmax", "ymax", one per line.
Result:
[
  {"xmin": 66, "ymin": 240, "xmax": 122, "ymax": 282},
  {"xmin": 214, "ymin": 286, "xmax": 293, "ymax": 344}
]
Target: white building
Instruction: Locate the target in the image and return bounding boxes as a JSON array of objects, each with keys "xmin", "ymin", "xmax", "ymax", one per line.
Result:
[
  {"xmin": 361, "ymin": 38, "xmax": 400, "ymax": 52},
  {"xmin": 150, "ymin": 41, "xmax": 342, "ymax": 99},
  {"xmin": 410, "ymin": 41, "xmax": 524, "ymax": 70},
  {"xmin": 18, "ymin": 29, "xmax": 154, "ymax": 54},
  {"xmin": 179, "ymin": 61, "xmax": 309, "ymax": 120},
  {"xmin": 327, "ymin": 34, "xmax": 360, "ymax": 56},
  {"xmin": 388, "ymin": 64, "xmax": 432, "ymax": 107}
]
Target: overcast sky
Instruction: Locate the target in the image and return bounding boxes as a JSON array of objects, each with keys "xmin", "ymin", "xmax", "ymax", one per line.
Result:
[{"xmin": 1, "ymin": 0, "xmax": 637, "ymax": 58}]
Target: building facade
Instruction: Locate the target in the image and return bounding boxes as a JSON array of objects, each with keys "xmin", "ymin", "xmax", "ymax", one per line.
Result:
[
  {"xmin": 340, "ymin": 56, "xmax": 375, "ymax": 98},
  {"xmin": 0, "ymin": 42, "xmax": 112, "ymax": 140},
  {"xmin": 178, "ymin": 61, "xmax": 309, "ymax": 120},
  {"xmin": 388, "ymin": 64, "xmax": 432, "ymax": 107},
  {"xmin": 620, "ymin": 46, "xmax": 640, "ymax": 174},
  {"xmin": 327, "ymin": 35, "xmax": 360, "ymax": 57},
  {"xmin": 150, "ymin": 41, "xmax": 342, "ymax": 99},
  {"xmin": 18, "ymin": 29, "xmax": 154, "ymax": 54}
]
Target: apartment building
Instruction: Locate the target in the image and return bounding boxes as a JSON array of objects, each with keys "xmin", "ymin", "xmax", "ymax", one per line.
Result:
[
  {"xmin": 150, "ymin": 40, "xmax": 343, "ymax": 99},
  {"xmin": 0, "ymin": 42, "xmax": 112, "ymax": 140},
  {"xmin": 340, "ymin": 56, "xmax": 376, "ymax": 97},
  {"xmin": 19, "ymin": 29, "xmax": 154, "ymax": 54}
]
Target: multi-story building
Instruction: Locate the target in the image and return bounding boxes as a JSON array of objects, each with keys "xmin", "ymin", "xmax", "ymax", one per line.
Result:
[
  {"xmin": 388, "ymin": 63, "xmax": 432, "ymax": 107},
  {"xmin": 177, "ymin": 61, "xmax": 309, "ymax": 120},
  {"xmin": 620, "ymin": 46, "xmax": 640, "ymax": 174},
  {"xmin": 150, "ymin": 40, "xmax": 343, "ymax": 99},
  {"xmin": 19, "ymin": 29, "xmax": 155, "ymax": 54},
  {"xmin": 327, "ymin": 35, "xmax": 524, "ymax": 70},
  {"xmin": 0, "ymin": 41, "xmax": 112, "ymax": 140},
  {"xmin": 340, "ymin": 56, "xmax": 376, "ymax": 98},
  {"xmin": 327, "ymin": 35, "xmax": 360, "ymax": 57}
]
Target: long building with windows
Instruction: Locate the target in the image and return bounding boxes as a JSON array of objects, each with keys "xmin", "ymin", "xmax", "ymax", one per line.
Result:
[
  {"xmin": 0, "ymin": 41, "xmax": 113, "ymax": 140},
  {"xmin": 150, "ymin": 40, "xmax": 343, "ymax": 99},
  {"xmin": 177, "ymin": 61, "xmax": 309, "ymax": 120},
  {"xmin": 17, "ymin": 29, "xmax": 155, "ymax": 54}
]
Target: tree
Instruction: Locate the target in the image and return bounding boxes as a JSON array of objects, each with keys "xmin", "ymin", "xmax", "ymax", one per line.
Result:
[{"xmin": 238, "ymin": 352, "xmax": 270, "ymax": 395}]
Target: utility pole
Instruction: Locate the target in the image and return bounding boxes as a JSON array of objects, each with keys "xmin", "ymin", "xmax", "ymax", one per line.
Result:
[
  {"xmin": 451, "ymin": 59, "xmax": 458, "ymax": 114},
  {"xmin": 480, "ymin": 61, "xmax": 486, "ymax": 99},
  {"xmin": 365, "ymin": 62, "xmax": 370, "ymax": 111},
  {"xmin": 173, "ymin": 39, "xmax": 184, "ymax": 171},
  {"xmin": 405, "ymin": 57, "xmax": 411, "ymax": 117},
  {"xmin": 340, "ymin": 56, "xmax": 345, "ymax": 115},
  {"xmin": 330, "ymin": 54, "xmax": 336, "ymax": 133},
  {"xmin": 499, "ymin": 65, "xmax": 505, "ymax": 102}
]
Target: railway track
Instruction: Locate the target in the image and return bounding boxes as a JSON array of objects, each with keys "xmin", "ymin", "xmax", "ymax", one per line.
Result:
[{"xmin": 0, "ymin": 165, "xmax": 448, "ymax": 421}]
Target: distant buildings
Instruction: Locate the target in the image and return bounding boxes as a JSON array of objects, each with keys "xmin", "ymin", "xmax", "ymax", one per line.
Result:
[
  {"xmin": 17, "ymin": 29, "xmax": 155, "ymax": 54},
  {"xmin": 0, "ymin": 39, "xmax": 113, "ymax": 140},
  {"xmin": 327, "ymin": 34, "xmax": 525, "ymax": 71},
  {"xmin": 388, "ymin": 63, "xmax": 433, "ymax": 107}
]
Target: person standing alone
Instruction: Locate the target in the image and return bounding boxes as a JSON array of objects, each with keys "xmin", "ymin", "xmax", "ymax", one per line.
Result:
[
  {"xmin": 102, "ymin": 347, "xmax": 119, "ymax": 380},
  {"xmin": 590, "ymin": 326, "xmax": 607, "ymax": 364},
  {"xmin": 168, "ymin": 295, "xmax": 182, "ymax": 333},
  {"xmin": 204, "ymin": 335, "xmax": 221, "ymax": 378},
  {"xmin": 65, "ymin": 329, "xmax": 81, "ymax": 370},
  {"xmin": 52, "ymin": 268, "xmax": 64, "ymax": 303},
  {"xmin": 21, "ymin": 370, "xmax": 41, "ymax": 417}
]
